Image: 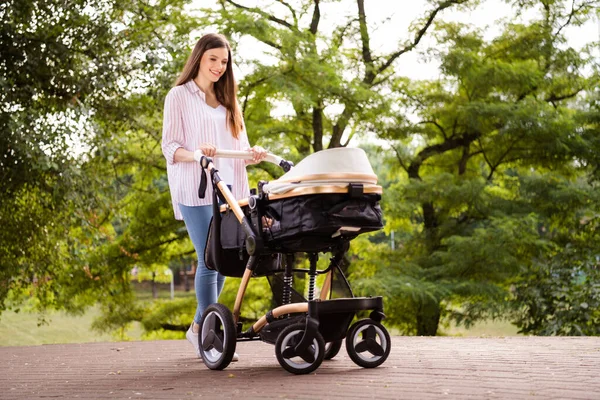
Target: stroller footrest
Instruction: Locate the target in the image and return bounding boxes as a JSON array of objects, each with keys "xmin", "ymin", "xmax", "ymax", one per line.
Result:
[{"xmin": 308, "ymin": 296, "xmax": 383, "ymax": 317}]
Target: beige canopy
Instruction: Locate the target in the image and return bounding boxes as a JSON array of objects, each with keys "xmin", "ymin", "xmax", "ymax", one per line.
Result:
[{"xmin": 263, "ymin": 147, "xmax": 378, "ymax": 195}]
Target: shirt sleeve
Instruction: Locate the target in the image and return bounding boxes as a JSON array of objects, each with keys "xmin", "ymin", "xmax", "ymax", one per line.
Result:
[{"xmin": 161, "ymin": 89, "xmax": 184, "ymax": 165}]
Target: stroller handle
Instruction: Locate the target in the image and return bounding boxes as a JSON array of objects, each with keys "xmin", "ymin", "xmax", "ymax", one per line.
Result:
[{"xmin": 215, "ymin": 150, "xmax": 294, "ymax": 172}]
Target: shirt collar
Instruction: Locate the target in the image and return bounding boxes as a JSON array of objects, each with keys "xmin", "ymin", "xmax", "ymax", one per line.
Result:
[{"xmin": 185, "ymin": 80, "xmax": 206, "ymax": 100}]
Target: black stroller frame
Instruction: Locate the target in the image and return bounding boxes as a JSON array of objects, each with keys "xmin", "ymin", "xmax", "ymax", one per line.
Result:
[{"xmin": 196, "ymin": 151, "xmax": 391, "ymax": 374}]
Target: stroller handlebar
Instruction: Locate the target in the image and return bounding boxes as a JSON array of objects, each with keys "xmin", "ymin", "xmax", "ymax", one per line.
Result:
[{"xmin": 215, "ymin": 150, "xmax": 294, "ymax": 172}]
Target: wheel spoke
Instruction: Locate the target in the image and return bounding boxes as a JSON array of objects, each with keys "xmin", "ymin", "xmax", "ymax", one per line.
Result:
[
  {"xmin": 365, "ymin": 338, "xmax": 385, "ymax": 356},
  {"xmin": 202, "ymin": 328, "xmax": 224, "ymax": 352},
  {"xmin": 282, "ymin": 347, "xmax": 297, "ymax": 359},
  {"xmin": 212, "ymin": 333, "xmax": 225, "ymax": 352},
  {"xmin": 205, "ymin": 313, "xmax": 217, "ymax": 329},
  {"xmin": 363, "ymin": 326, "xmax": 377, "ymax": 340},
  {"xmin": 202, "ymin": 313, "xmax": 225, "ymax": 352},
  {"xmin": 202, "ymin": 330, "xmax": 216, "ymax": 351},
  {"xmin": 355, "ymin": 339, "xmax": 369, "ymax": 353},
  {"xmin": 298, "ymin": 345, "xmax": 316, "ymax": 363},
  {"xmin": 354, "ymin": 326, "xmax": 385, "ymax": 356}
]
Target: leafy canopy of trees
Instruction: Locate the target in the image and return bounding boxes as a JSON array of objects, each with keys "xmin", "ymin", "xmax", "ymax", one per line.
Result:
[{"xmin": 198, "ymin": 0, "xmax": 600, "ymax": 335}]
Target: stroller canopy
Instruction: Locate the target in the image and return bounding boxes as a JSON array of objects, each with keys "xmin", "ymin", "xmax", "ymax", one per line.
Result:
[{"xmin": 263, "ymin": 148, "xmax": 378, "ymax": 195}]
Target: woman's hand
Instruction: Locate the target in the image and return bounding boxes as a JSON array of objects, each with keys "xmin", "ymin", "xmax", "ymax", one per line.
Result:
[
  {"xmin": 198, "ymin": 143, "xmax": 216, "ymax": 157},
  {"xmin": 249, "ymin": 145, "xmax": 267, "ymax": 163}
]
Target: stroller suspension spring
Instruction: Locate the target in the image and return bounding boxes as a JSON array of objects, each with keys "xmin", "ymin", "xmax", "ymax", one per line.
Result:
[
  {"xmin": 282, "ymin": 254, "xmax": 295, "ymax": 307},
  {"xmin": 307, "ymin": 253, "xmax": 318, "ymax": 301},
  {"xmin": 307, "ymin": 272, "xmax": 316, "ymax": 301},
  {"xmin": 283, "ymin": 274, "xmax": 293, "ymax": 305}
]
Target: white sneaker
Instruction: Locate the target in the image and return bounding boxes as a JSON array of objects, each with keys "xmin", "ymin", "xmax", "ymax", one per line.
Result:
[
  {"xmin": 232, "ymin": 352, "xmax": 239, "ymax": 362},
  {"xmin": 185, "ymin": 323, "xmax": 203, "ymax": 360}
]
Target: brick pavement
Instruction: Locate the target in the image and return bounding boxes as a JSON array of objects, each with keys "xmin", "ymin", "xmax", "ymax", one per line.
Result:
[{"xmin": 1, "ymin": 337, "xmax": 599, "ymax": 399}]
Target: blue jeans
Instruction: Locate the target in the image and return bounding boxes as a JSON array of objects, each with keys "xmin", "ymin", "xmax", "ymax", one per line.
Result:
[{"xmin": 178, "ymin": 203, "xmax": 226, "ymax": 324}]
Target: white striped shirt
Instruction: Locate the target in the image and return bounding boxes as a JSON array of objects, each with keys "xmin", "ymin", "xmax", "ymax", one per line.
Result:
[{"xmin": 161, "ymin": 80, "xmax": 251, "ymax": 220}]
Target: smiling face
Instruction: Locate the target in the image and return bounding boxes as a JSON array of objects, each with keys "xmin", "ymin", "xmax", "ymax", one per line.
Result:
[{"xmin": 198, "ymin": 47, "xmax": 229, "ymax": 84}]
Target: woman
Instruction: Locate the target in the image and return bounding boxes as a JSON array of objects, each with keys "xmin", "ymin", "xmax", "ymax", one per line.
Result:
[{"xmin": 161, "ymin": 33, "xmax": 266, "ymax": 361}]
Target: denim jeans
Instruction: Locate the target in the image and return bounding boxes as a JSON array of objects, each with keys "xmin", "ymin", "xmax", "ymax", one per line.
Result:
[{"xmin": 178, "ymin": 203, "xmax": 226, "ymax": 324}]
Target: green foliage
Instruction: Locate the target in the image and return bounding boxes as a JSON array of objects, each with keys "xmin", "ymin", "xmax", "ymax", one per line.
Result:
[
  {"xmin": 512, "ymin": 242, "xmax": 600, "ymax": 336},
  {"xmin": 354, "ymin": 6, "xmax": 600, "ymax": 334},
  {"xmin": 140, "ymin": 297, "xmax": 195, "ymax": 332},
  {"xmin": 1, "ymin": 0, "xmax": 197, "ymax": 323},
  {"xmin": 3, "ymin": 0, "xmax": 600, "ymax": 339}
]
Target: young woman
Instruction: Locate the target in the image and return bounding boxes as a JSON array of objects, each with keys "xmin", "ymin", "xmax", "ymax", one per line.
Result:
[{"xmin": 161, "ymin": 33, "xmax": 266, "ymax": 361}]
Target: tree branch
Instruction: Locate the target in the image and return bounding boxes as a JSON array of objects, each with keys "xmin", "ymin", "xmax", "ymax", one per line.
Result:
[
  {"xmin": 376, "ymin": 0, "xmax": 469, "ymax": 78},
  {"xmin": 310, "ymin": 0, "xmax": 321, "ymax": 35},
  {"xmin": 545, "ymin": 88, "xmax": 585, "ymax": 103},
  {"xmin": 331, "ymin": 0, "xmax": 467, "ymax": 147},
  {"xmin": 222, "ymin": 0, "xmax": 297, "ymax": 31},
  {"xmin": 407, "ymin": 132, "xmax": 480, "ymax": 180},
  {"xmin": 390, "ymin": 143, "xmax": 409, "ymax": 173},
  {"xmin": 275, "ymin": 0, "xmax": 297, "ymax": 26},
  {"xmin": 357, "ymin": 0, "xmax": 374, "ymax": 82},
  {"xmin": 553, "ymin": 0, "xmax": 595, "ymax": 37},
  {"xmin": 418, "ymin": 119, "xmax": 448, "ymax": 139}
]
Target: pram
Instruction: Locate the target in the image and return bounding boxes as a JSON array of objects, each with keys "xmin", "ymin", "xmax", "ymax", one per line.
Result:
[{"xmin": 196, "ymin": 147, "xmax": 391, "ymax": 374}]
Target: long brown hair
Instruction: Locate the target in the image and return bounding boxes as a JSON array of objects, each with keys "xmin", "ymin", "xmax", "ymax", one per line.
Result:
[{"xmin": 175, "ymin": 33, "xmax": 243, "ymax": 139}]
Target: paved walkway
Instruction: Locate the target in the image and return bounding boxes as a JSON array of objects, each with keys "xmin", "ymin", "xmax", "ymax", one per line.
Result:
[{"xmin": 1, "ymin": 337, "xmax": 599, "ymax": 399}]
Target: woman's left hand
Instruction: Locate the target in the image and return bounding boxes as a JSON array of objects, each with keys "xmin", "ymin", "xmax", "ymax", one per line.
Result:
[{"xmin": 249, "ymin": 145, "xmax": 267, "ymax": 163}]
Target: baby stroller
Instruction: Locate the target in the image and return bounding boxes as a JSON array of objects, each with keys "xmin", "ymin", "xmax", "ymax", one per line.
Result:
[{"xmin": 196, "ymin": 147, "xmax": 391, "ymax": 374}]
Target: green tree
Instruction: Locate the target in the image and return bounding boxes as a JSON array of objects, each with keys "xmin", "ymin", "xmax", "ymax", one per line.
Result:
[
  {"xmin": 0, "ymin": 0, "xmax": 196, "ymax": 318},
  {"xmin": 196, "ymin": 0, "xmax": 600, "ymax": 336},
  {"xmin": 1, "ymin": 0, "xmax": 131, "ymax": 313},
  {"xmin": 201, "ymin": 0, "xmax": 470, "ymax": 157},
  {"xmin": 510, "ymin": 91, "xmax": 600, "ymax": 335},
  {"xmin": 357, "ymin": 3, "xmax": 599, "ymax": 335}
]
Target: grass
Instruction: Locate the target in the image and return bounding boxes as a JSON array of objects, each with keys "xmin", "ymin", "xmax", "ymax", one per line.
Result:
[
  {"xmin": 0, "ymin": 306, "xmax": 143, "ymax": 346},
  {"xmin": 441, "ymin": 319, "xmax": 521, "ymax": 337},
  {"xmin": 0, "ymin": 284, "xmax": 520, "ymax": 347},
  {"xmin": 0, "ymin": 285, "xmax": 189, "ymax": 347}
]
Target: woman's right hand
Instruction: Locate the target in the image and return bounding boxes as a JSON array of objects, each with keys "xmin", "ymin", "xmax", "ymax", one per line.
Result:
[{"xmin": 198, "ymin": 143, "xmax": 216, "ymax": 157}]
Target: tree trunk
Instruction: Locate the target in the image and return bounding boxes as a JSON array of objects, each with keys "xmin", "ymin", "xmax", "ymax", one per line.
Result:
[
  {"xmin": 312, "ymin": 105, "xmax": 323, "ymax": 152},
  {"xmin": 152, "ymin": 272, "xmax": 157, "ymax": 299},
  {"xmin": 416, "ymin": 298, "xmax": 441, "ymax": 336}
]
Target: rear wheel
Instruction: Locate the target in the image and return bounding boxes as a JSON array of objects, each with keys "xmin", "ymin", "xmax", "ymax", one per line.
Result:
[
  {"xmin": 275, "ymin": 323, "xmax": 325, "ymax": 375},
  {"xmin": 324, "ymin": 339, "xmax": 343, "ymax": 360},
  {"xmin": 345, "ymin": 319, "xmax": 390, "ymax": 368},
  {"xmin": 199, "ymin": 303, "xmax": 237, "ymax": 370}
]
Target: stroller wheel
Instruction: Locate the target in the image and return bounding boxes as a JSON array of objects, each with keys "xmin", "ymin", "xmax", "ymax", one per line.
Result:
[
  {"xmin": 275, "ymin": 323, "xmax": 325, "ymax": 375},
  {"xmin": 345, "ymin": 319, "xmax": 391, "ymax": 368},
  {"xmin": 199, "ymin": 303, "xmax": 237, "ymax": 370},
  {"xmin": 324, "ymin": 339, "xmax": 343, "ymax": 360}
]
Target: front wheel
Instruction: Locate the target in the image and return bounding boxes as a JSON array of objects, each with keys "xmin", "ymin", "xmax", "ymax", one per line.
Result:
[
  {"xmin": 275, "ymin": 323, "xmax": 325, "ymax": 375},
  {"xmin": 345, "ymin": 319, "xmax": 391, "ymax": 368},
  {"xmin": 198, "ymin": 303, "xmax": 237, "ymax": 370}
]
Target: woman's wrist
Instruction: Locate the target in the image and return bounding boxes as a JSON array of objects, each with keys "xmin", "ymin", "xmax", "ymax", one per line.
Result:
[
  {"xmin": 193, "ymin": 149, "xmax": 203, "ymax": 162},
  {"xmin": 173, "ymin": 148, "xmax": 197, "ymax": 163}
]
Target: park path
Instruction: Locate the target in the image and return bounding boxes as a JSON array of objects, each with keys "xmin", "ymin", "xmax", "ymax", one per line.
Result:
[{"xmin": 1, "ymin": 336, "xmax": 599, "ymax": 399}]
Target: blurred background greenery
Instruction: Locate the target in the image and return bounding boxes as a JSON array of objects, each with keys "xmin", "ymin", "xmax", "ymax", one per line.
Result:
[{"xmin": 1, "ymin": 0, "xmax": 599, "ymax": 344}]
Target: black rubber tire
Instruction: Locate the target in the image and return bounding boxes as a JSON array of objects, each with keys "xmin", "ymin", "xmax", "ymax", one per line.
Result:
[
  {"xmin": 198, "ymin": 303, "xmax": 237, "ymax": 370},
  {"xmin": 324, "ymin": 339, "xmax": 343, "ymax": 360},
  {"xmin": 345, "ymin": 319, "xmax": 391, "ymax": 368},
  {"xmin": 275, "ymin": 322, "xmax": 325, "ymax": 375}
]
